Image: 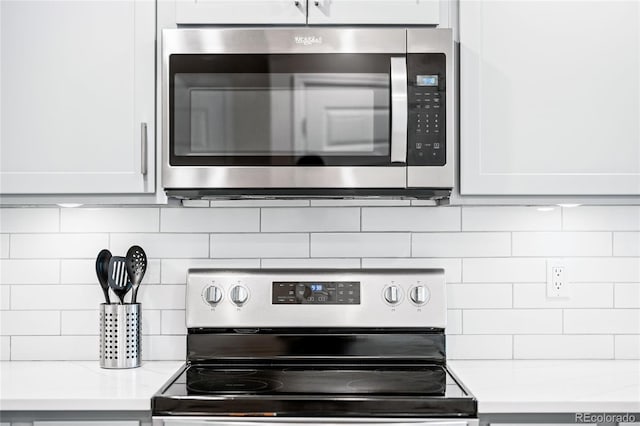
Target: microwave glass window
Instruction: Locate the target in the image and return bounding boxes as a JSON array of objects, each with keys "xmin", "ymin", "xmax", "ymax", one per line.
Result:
[{"xmin": 174, "ymin": 73, "xmax": 389, "ymax": 158}]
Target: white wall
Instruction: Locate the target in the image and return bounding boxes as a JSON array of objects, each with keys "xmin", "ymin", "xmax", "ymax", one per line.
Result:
[{"xmin": 0, "ymin": 201, "xmax": 638, "ymax": 361}]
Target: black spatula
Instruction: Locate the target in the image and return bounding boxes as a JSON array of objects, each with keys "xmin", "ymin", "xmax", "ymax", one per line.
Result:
[{"xmin": 108, "ymin": 256, "xmax": 131, "ymax": 304}]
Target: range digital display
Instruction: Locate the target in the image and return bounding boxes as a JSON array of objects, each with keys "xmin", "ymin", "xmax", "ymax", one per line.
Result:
[{"xmin": 272, "ymin": 282, "xmax": 361, "ymax": 305}]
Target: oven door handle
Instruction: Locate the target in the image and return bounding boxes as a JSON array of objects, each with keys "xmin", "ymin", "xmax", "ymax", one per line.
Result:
[{"xmin": 390, "ymin": 56, "xmax": 408, "ymax": 164}]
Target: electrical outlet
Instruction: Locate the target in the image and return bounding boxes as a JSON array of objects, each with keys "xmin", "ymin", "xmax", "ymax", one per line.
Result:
[{"xmin": 547, "ymin": 261, "xmax": 569, "ymax": 298}]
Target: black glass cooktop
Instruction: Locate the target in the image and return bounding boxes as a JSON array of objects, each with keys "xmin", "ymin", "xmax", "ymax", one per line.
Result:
[
  {"xmin": 186, "ymin": 365, "xmax": 447, "ymax": 395},
  {"xmin": 153, "ymin": 364, "xmax": 477, "ymax": 418}
]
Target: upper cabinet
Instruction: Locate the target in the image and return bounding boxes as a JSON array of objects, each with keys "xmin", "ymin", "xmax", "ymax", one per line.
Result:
[
  {"xmin": 175, "ymin": 0, "xmax": 307, "ymax": 25},
  {"xmin": 175, "ymin": 0, "xmax": 440, "ymax": 25},
  {"xmin": 460, "ymin": 0, "xmax": 640, "ymax": 196},
  {"xmin": 0, "ymin": 0, "xmax": 155, "ymax": 195},
  {"xmin": 307, "ymin": 0, "xmax": 440, "ymax": 25}
]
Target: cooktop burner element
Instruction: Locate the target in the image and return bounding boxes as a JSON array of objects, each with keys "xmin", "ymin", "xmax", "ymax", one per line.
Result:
[{"xmin": 152, "ymin": 269, "xmax": 477, "ymax": 423}]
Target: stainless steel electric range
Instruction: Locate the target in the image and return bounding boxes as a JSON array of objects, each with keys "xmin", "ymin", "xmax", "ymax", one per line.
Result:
[{"xmin": 152, "ymin": 269, "xmax": 477, "ymax": 426}]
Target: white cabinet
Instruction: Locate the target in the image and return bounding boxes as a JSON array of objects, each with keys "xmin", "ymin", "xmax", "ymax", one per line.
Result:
[
  {"xmin": 460, "ymin": 0, "xmax": 640, "ymax": 196},
  {"xmin": 307, "ymin": 0, "xmax": 440, "ymax": 25},
  {"xmin": 175, "ymin": 0, "xmax": 439, "ymax": 25},
  {"xmin": 175, "ymin": 0, "xmax": 307, "ymax": 24},
  {"xmin": 0, "ymin": 0, "xmax": 155, "ymax": 195}
]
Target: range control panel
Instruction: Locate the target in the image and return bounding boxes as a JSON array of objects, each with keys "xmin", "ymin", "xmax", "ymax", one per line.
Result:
[
  {"xmin": 186, "ymin": 269, "xmax": 446, "ymax": 329},
  {"xmin": 273, "ymin": 282, "xmax": 361, "ymax": 304},
  {"xmin": 407, "ymin": 53, "xmax": 447, "ymax": 166}
]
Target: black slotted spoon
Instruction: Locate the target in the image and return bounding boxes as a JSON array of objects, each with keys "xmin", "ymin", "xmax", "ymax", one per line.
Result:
[
  {"xmin": 125, "ymin": 245, "xmax": 147, "ymax": 304},
  {"xmin": 108, "ymin": 256, "xmax": 132, "ymax": 304}
]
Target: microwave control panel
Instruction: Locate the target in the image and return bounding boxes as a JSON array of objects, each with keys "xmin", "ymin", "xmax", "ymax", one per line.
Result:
[{"xmin": 407, "ymin": 54, "xmax": 446, "ymax": 166}]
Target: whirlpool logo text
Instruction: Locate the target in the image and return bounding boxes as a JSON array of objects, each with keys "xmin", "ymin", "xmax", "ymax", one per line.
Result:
[{"xmin": 294, "ymin": 36, "xmax": 323, "ymax": 46}]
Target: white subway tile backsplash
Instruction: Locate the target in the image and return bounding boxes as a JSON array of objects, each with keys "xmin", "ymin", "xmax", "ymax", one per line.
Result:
[
  {"xmin": 142, "ymin": 335, "xmax": 186, "ymax": 360},
  {"xmin": 512, "ymin": 232, "xmax": 612, "ymax": 257},
  {"xmin": 61, "ymin": 208, "xmax": 159, "ymax": 232},
  {"xmin": 211, "ymin": 233, "xmax": 309, "ymax": 258},
  {"xmin": 136, "ymin": 285, "xmax": 186, "ymax": 309},
  {"xmin": 565, "ymin": 258, "xmax": 640, "ymax": 282},
  {"xmin": 60, "ymin": 259, "xmax": 160, "ymax": 284},
  {"xmin": 463, "ymin": 258, "xmax": 546, "ymax": 283},
  {"xmin": 615, "ymin": 335, "xmax": 640, "ymax": 359},
  {"xmin": 261, "ymin": 258, "xmax": 360, "ymax": 269},
  {"xmin": 563, "ymin": 206, "xmax": 640, "ymax": 231},
  {"xmin": 1, "ymin": 336, "xmax": 8, "ymax": 360},
  {"xmin": 11, "ymin": 336, "xmax": 97, "ymax": 360},
  {"xmin": 311, "ymin": 233, "xmax": 410, "ymax": 258},
  {"xmin": 361, "ymin": 207, "xmax": 460, "ymax": 231},
  {"xmin": 513, "ymin": 283, "xmax": 614, "ymax": 308},
  {"xmin": 462, "ymin": 207, "xmax": 561, "ymax": 231},
  {"xmin": 514, "ymin": 335, "xmax": 614, "ymax": 359},
  {"xmin": 447, "ymin": 284, "xmax": 512, "ymax": 309},
  {"xmin": 0, "ymin": 260, "xmax": 60, "ymax": 284},
  {"xmin": 1, "ymin": 204, "xmax": 638, "ymax": 361},
  {"xmin": 614, "ymin": 283, "xmax": 640, "ymax": 308},
  {"xmin": 11, "ymin": 234, "xmax": 108, "ymax": 259},
  {"xmin": 60, "ymin": 310, "xmax": 160, "ymax": 335},
  {"xmin": 0, "ymin": 311, "xmax": 60, "ymax": 335},
  {"xmin": 0, "ymin": 208, "xmax": 59, "ymax": 233},
  {"xmin": 161, "ymin": 259, "xmax": 261, "ymax": 284},
  {"xmin": 111, "ymin": 233, "xmax": 209, "ymax": 259},
  {"xmin": 565, "ymin": 309, "xmax": 640, "ymax": 334},
  {"xmin": 0, "ymin": 234, "xmax": 9, "ymax": 258},
  {"xmin": 614, "ymin": 232, "xmax": 640, "ymax": 256},
  {"xmin": 11, "ymin": 285, "xmax": 103, "ymax": 310},
  {"xmin": 447, "ymin": 335, "xmax": 513, "ymax": 359},
  {"xmin": 161, "ymin": 208, "xmax": 259, "ymax": 232},
  {"xmin": 161, "ymin": 310, "xmax": 186, "ymax": 335},
  {"xmin": 0, "ymin": 286, "xmax": 9, "ymax": 309},
  {"xmin": 413, "ymin": 233, "xmax": 511, "ymax": 258},
  {"xmin": 463, "ymin": 310, "xmax": 562, "ymax": 334},
  {"xmin": 262, "ymin": 208, "xmax": 359, "ymax": 232},
  {"xmin": 362, "ymin": 258, "xmax": 462, "ymax": 282},
  {"xmin": 447, "ymin": 310, "xmax": 463, "ymax": 335}
]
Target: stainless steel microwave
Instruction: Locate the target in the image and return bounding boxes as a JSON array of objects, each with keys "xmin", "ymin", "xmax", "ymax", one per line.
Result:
[{"xmin": 162, "ymin": 28, "xmax": 455, "ymax": 199}]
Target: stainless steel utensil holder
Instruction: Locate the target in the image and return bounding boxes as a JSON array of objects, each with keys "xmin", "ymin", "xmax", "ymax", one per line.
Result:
[{"xmin": 99, "ymin": 303, "xmax": 141, "ymax": 369}]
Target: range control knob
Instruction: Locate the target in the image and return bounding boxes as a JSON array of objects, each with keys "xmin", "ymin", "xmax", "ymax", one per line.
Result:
[
  {"xmin": 410, "ymin": 286, "xmax": 430, "ymax": 305},
  {"xmin": 383, "ymin": 286, "xmax": 401, "ymax": 305},
  {"xmin": 204, "ymin": 285, "xmax": 222, "ymax": 306},
  {"xmin": 230, "ymin": 285, "xmax": 249, "ymax": 306}
]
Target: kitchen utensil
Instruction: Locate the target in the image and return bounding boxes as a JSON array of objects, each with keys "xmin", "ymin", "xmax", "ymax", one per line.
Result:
[
  {"xmin": 108, "ymin": 256, "xmax": 131, "ymax": 304},
  {"xmin": 125, "ymin": 245, "xmax": 147, "ymax": 304},
  {"xmin": 95, "ymin": 249, "xmax": 112, "ymax": 304}
]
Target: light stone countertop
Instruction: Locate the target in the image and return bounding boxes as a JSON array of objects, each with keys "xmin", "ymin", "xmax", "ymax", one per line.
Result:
[
  {"xmin": 1, "ymin": 360, "xmax": 639, "ymax": 414},
  {"xmin": 0, "ymin": 361, "xmax": 183, "ymax": 411},
  {"xmin": 449, "ymin": 360, "xmax": 640, "ymax": 414}
]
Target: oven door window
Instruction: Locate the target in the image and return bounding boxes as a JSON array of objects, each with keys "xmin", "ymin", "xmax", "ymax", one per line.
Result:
[{"xmin": 170, "ymin": 54, "xmax": 395, "ymax": 166}]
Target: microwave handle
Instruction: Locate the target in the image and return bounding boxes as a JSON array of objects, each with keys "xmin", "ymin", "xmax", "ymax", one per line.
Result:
[{"xmin": 390, "ymin": 57, "xmax": 408, "ymax": 164}]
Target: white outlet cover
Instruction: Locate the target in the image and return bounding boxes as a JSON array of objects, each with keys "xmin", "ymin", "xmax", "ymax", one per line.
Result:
[{"xmin": 547, "ymin": 259, "xmax": 570, "ymax": 299}]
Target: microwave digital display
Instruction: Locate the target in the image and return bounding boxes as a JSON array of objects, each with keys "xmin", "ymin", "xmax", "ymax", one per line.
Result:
[{"xmin": 416, "ymin": 75, "xmax": 438, "ymax": 86}]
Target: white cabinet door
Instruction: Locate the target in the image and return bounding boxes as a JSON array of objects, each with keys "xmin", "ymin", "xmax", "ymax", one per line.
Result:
[
  {"xmin": 175, "ymin": 0, "xmax": 306, "ymax": 24},
  {"xmin": 460, "ymin": 0, "xmax": 640, "ymax": 195},
  {"xmin": 0, "ymin": 0, "xmax": 155, "ymax": 194},
  {"xmin": 308, "ymin": 0, "xmax": 440, "ymax": 25}
]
